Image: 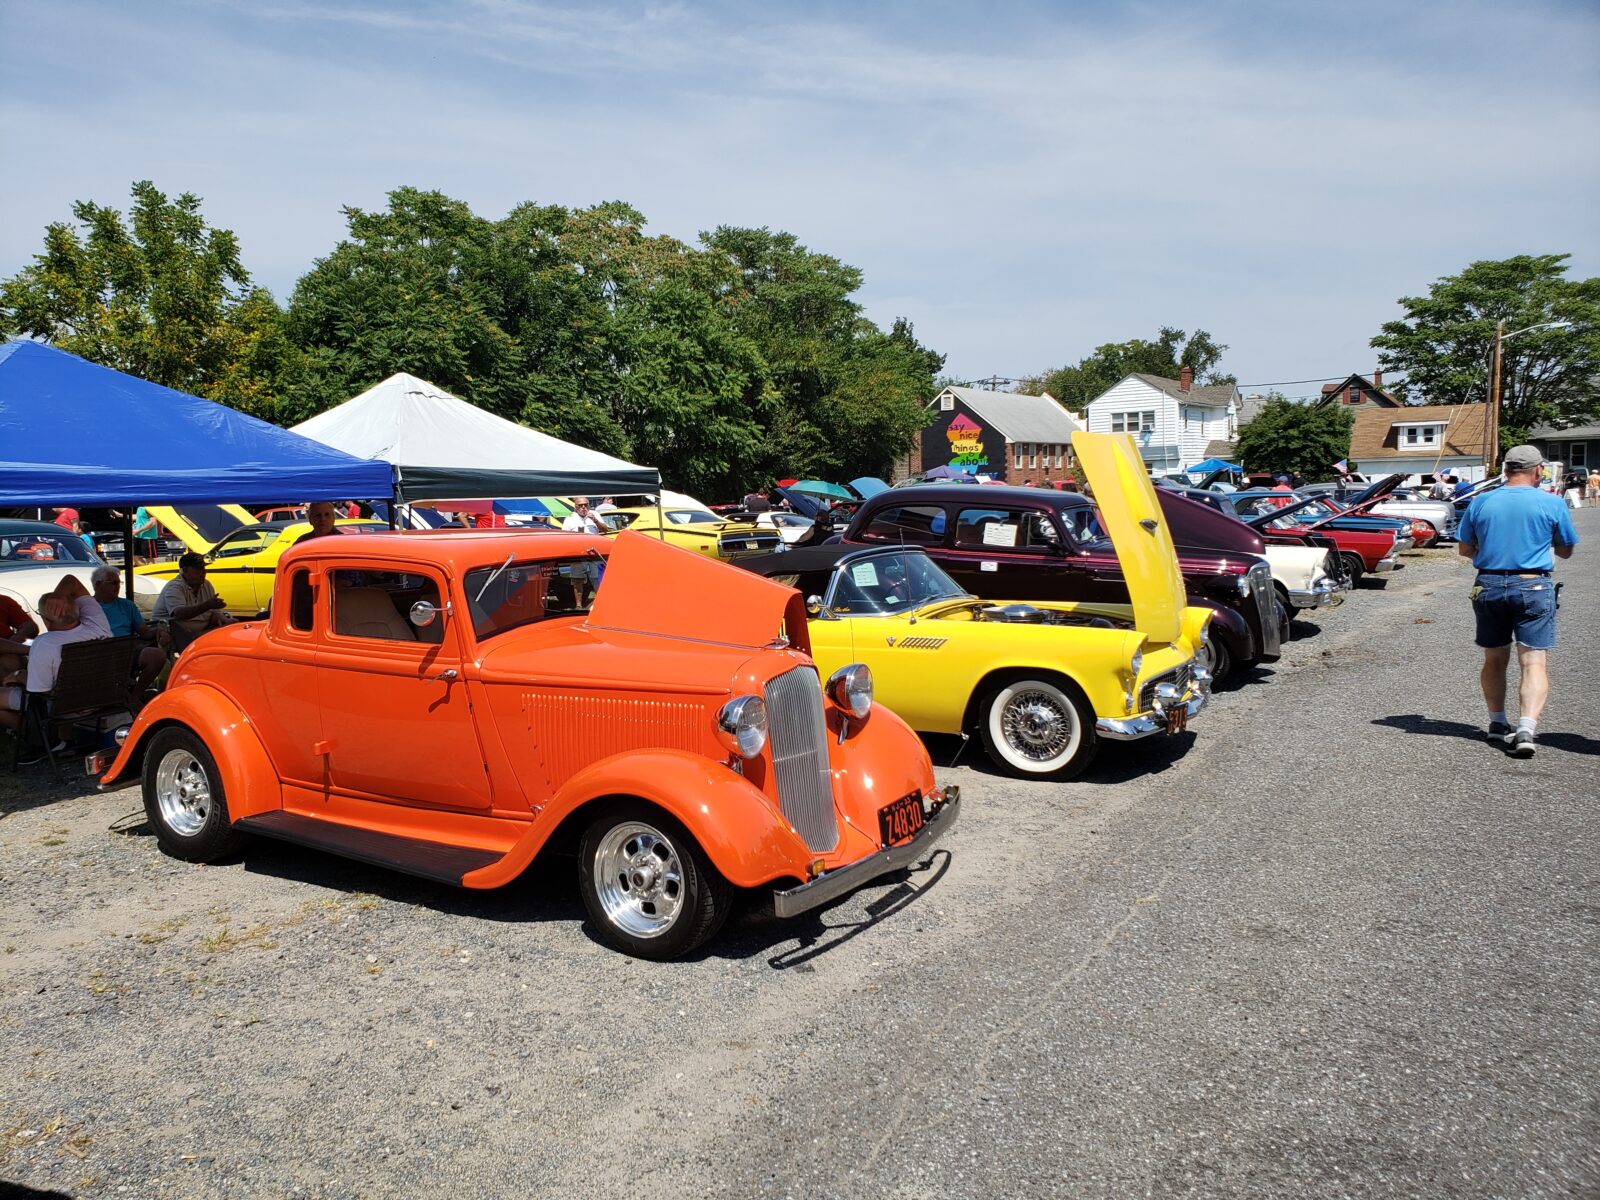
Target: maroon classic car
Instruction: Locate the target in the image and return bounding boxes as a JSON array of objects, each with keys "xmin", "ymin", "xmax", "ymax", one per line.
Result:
[{"xmin": 841, "ymin": 485, "xmax": 1286, "ymax": 681}]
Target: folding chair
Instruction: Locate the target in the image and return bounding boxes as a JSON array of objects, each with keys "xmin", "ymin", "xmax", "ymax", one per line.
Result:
[{"xmin": 14, "ymin": 636, "xmax": 138, "ymax": 779}]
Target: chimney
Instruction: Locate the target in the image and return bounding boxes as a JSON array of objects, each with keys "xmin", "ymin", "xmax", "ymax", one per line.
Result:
[
  {"xmin": 1373, "ymin": 368, "xmax": 1383, "ymax": 388},
  {"xmin": 1179, "ymin": 366, "xmax": 1192, "ymax": 393}
]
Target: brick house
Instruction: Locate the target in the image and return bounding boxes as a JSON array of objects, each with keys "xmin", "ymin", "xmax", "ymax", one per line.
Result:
[{"xmin": 903, "ymin": 387, "xmax": 1084, "ymax": 486}]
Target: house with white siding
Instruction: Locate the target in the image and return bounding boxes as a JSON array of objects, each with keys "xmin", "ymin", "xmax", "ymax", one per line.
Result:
[{"xmin": 1084, "ymin": 369, "xmax": 1240, "ymax": 473}]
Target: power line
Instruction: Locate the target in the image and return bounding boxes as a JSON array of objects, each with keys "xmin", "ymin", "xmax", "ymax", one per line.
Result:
[{"xmin": 1236, "ymin": 373, "xmax": 1403, "ymax": 389}]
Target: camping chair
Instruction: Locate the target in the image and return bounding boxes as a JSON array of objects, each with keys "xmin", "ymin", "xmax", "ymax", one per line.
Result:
[{"xmin": 12, "ymin": 636, "xmax": 138, "ymax": 779}]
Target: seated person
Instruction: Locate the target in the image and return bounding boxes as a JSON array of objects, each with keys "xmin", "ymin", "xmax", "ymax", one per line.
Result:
[
  {"xmin": 152, "ymin": 553, "xmax": 235, "ymax": 652},
  {"xmin": 1, "ymin": 592, "xmax": 40, "ymax": 681},
  {"xmin": 92, "ymin": 566, "xmax": 169, "ymax": 705},
  {"xmin": 1, "ymin": 576, "xmax": 111, "ymax": 747}
]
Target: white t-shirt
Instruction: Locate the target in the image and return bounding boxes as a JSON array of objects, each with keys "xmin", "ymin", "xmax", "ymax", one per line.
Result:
[
  {"xmin": 562, "ymin": 513, "xmax": 606, "ymax": 534},
  {"xmin": 27, "ymin": 595, "xmax": 111, "ymax": 693}
]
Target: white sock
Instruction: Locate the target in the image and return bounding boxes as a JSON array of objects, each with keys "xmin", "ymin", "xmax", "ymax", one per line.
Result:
[
  {"xmin": 1517, "ymin": 716, "xmax": 1537, "ymax": 735},
  {"xmin": 1489, "ymin": 710, "xmax": 1508, "ymax": 726}
]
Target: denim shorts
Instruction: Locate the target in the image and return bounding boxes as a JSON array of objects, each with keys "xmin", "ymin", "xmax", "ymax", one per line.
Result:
[{"xmin": 1472, "ymin": 575, "xmax": 1558, "ymax": 650}]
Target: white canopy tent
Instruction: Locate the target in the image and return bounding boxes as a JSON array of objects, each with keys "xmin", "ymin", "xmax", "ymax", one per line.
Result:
[{"xmin": 291, "ymin": 373, "xmax": 659, "ymax": 503}]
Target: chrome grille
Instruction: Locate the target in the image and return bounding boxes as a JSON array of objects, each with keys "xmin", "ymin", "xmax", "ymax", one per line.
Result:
[
  {"xmin": 1249, "ymin": 562, "xmax": 1280, "ymax": 656},
  {"xmin": 762, "ymin": 666, "xmax": 839, "ymax": 852},
  {"xmin": 1139, "ymin": 663, "xmax": 1193, "ymax": 712}
]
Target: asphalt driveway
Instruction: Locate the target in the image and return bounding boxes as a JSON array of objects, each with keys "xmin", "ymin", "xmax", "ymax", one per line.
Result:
[{"xmin": 2, "ymin": 511, "xmax": 1596, "ymax": 1198}]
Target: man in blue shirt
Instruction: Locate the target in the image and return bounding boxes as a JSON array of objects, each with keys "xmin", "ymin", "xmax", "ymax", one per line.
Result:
[
  {"xmin": 1456, "ymin": 445, "xmax": 1579, "ymax": 757},
  {"xmin": 92, "ymin": 566, "xmax": 168, "ymax": 705}
]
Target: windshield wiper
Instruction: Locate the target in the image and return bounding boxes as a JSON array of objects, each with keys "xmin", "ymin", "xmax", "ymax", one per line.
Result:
[{"xmin": 473, "ymin": 552, "xmax": 515, "ymax": 603}]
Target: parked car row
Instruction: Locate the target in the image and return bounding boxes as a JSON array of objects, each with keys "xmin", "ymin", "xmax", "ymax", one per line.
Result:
[{"xmin": 86, "ymin": 434, "xmax": 1431, "ymax": 964}]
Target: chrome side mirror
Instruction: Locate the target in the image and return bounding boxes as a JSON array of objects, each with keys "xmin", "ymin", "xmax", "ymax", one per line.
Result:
[
  {"xmin": 410, "ymin": 600, "xmax": 442, "ymax": 628},
  {"xmin": 806, "ymin": 594, "xmax": 825, "ymax": 616}
]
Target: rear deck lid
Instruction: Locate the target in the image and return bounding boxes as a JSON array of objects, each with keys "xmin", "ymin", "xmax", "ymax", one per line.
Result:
[{"xmin": 1071, "ymin": 432, "xmax": 1184, "ymax": 644}]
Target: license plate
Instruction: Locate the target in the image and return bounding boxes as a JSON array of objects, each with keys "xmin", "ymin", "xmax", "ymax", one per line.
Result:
[
  {"xmin": 877, "ymin": 793, "xmax": 925, "ymax": 847},
  {"xmin": 1167, "ymin": 703, "xmax": 1188, "ymax": 735},
  {"xmin": 745, "ymin": 541, "xmax": 758, "ymax": 550}
]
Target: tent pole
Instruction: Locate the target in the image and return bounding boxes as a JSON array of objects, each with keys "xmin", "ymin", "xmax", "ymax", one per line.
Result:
[{"xmin": 122, "ymin": 510, "xmax": 135, "ymax": 600}]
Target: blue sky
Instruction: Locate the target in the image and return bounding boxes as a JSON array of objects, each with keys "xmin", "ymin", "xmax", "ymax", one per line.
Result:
[{"xmin": 2, "ymin": 0, "xmax": 1597, "ymax": 400}]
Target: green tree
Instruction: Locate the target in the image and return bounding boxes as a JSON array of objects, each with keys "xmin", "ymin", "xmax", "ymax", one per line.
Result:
[
  {"xmin": 698, "ymin": 226, "xmax": 942, "ymax": 482},
  {"xmin": 1234, "ymin": 395, "xmax": 1354, "ymax": 481},
  {"xmin": 0, "ymin": 180, "xmax": 296, "ymax": 416},
  {"xmin": 1020, "ymin": 327, "xmax": 1234, "ymax": 409},
  {"xmin": 1371, "ymin": 254, "xmax": 1600, "ymax": 444}
]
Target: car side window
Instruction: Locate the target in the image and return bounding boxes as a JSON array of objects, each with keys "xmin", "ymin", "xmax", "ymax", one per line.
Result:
[
  {"xmin": 331, "ymin": 568, "xmax": 443, "ymax": 643},
  {"xmin": 288, "ymin": 569, "xmax": 315, "ymax": 632},
  {"xmin": 954, "ymin": 507, "xmax": 1060, "ymax": 552},
  {"xmin": 860, "ymin": 504, "xmax": 946, "ymax": 545}
]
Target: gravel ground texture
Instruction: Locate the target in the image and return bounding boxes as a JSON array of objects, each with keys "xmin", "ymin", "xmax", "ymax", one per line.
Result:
[{"xmin": 2, "ymin": 510, "xmax": 1596, "ymax": 1199}]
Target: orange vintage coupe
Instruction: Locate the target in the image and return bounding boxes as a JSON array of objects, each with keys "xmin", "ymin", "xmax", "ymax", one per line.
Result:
[{"xmin": 95, "ymin": 528, "xmax": 958, "ymax": 958}]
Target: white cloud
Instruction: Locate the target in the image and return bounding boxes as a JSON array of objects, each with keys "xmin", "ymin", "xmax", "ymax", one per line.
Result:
[{"xmin": 2, "ymin": 0, "xmax": 1596, "ymax": 388}]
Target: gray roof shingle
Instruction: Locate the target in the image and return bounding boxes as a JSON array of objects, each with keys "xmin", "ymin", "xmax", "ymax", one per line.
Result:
[
  {"xmin": 942, "ymin": 387, "xmax": 1084, "ymax": 444},
  {"xmin": 1127, "ymin": 373, "xmax": 1237, "ymax": 408}
]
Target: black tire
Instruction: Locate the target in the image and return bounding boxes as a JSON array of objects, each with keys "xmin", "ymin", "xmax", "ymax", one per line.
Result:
[
  {"xmin": 1201, "ymin": 635, "xmax": 1234, "ymax": 684},
  {"xmin": 141, "ymin": 727, "xmax": 244, "ymax": 863},
  {"xmin": 977, "ymin": 674, "xmax": 1099, "ymax": 781},
  {"xmin": 578, "ymin": 801, "xmax": 731, "ymax": 960},
  {"xmin": 1340, "ymin": 552, "xmax": 1365, "ymax": 583}
]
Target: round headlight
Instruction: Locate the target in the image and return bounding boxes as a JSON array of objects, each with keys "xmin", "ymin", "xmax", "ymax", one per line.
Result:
[
  {"xmin": 826, "ymin": 663, "xmax": 873, "ymax": 720},
  {"xmin": 1198, "ymin": 621, "xmax": 1211, "ymax": 646},
  {"xmin": 1129, "ymin": 648, "xmax": 1144, "ymax": 679},
  {"xmin": 716, "ymin": 695, "xmax": 768, "ymax": 759},
  {"xmin": 1235, "ymin": 574, "xmax": 1252, "ymax": 597}
]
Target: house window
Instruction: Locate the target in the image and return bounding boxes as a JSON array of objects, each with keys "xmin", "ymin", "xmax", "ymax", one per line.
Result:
[
  {"xmin": 1402, "ymin": 425, "xmax": 1440, "ymax": 446},
  {"xmin": 1014, "ymin": 443, "xmax": 1025, "ymax": 469},
  {"xmin": 1111, "ymin": 411, "xmax": 1155, "ymax": 434},
  {"xmin": 1348, "ymin": 386, "xmax": 1361, "ymax": 405},
  {"xmin": 940, "ymin": 394, "xmax": 953, "ymax": 411},
  {"xmin": 1056, "ymin": 444, "xmax": 1065, "ymax": 468},
  {"xmin": 1030, "ymin": 444, "xmax": 1038, "ymax": 468},
  {"xmin": 1571, "ymin": 443, "xmax": 1587, "ymax": 468}
]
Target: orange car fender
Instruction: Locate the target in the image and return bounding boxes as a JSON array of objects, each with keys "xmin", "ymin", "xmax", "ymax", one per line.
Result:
[
  {"xmin": 100, "ymin": 684, "xmax": 282, "ymax": 820},
  {"xmin": 462, "ymin": 749, "xmax": 810, "ymax": 890},
  {"xmin": 826, "ymin": 702, "xmax": 938, "ymax": 823}
]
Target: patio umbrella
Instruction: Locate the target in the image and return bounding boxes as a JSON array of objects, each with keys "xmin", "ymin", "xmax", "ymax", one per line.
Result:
[
  {"xmin": 922, "ymin": 465, "xmax": 974, "ymax": 481},
  {"xmin": 791, "ymin": 480, "xmax": 854, "ymax": 500}
]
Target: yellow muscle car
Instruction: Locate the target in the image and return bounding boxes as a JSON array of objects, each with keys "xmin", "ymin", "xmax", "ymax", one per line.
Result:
[
  {"xmin": 137, "ymin": 519, "xmax": 386, "ymax": 615},
  {"xmin": 601, "ymin": 507, "xmax": 784, "ymax": 559},
  {"xmin": 736, "ymin": 433, "xmax": 1212, "ymax": 780}
]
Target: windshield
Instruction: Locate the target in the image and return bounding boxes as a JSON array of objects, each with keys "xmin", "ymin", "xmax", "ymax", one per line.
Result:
[
  {"xmin": 826, "ymin": 551, "xmax": 968, "ymax": 615},
  {"xmin": 209, "ymin": 527, "xmax": 285, "ymax": 559},
  {"xmin": 0, "ymin": 529, "xmax": 100, "ymax": 567},
  {"xmin": 664, "ymin": 510, "xmax": 721, "ymax": 525},
  {"xmin": 463, "ymin": 557, "xmax": 599, "ymax": 639}
]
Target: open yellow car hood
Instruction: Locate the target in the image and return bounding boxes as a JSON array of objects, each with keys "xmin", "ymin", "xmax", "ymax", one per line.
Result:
[
  {"xmin": 145, "ymin": 504, "xmax": 257, "ymax": 554},
  {"xmin": 1071, "ymin": 431, "xmax": 1185, "ymax": 645}
]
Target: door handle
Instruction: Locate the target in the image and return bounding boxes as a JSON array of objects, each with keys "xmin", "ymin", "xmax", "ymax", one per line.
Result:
[{"xmin": 429, "ymin": 668, "xmax": 459, "ymax": 682}]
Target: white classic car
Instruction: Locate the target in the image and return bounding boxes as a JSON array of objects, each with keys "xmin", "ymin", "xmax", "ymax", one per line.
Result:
[{"xmin": 0, "ymin": 520, "xmax": 163, "ymax": 622}]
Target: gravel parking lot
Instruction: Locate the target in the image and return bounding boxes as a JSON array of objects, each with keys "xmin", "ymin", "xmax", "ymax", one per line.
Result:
[{"xmin": 3, "ymin": 512, "xmax": 1597, "ymax": 1199}]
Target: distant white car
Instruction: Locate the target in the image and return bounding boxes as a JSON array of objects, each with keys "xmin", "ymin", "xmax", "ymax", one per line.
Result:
[
  {"xmin": 0, "ymin": 519, "xmax": 163, "ymax": 624},
  {"xmin": 751, "ymin": 511, "xmax": 815, "ymax": 545}
]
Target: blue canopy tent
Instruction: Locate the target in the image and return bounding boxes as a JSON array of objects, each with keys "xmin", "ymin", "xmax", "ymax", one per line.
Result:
[
  {"xmin": 1185, "ymin": 457, "xmax": 1243, "ymax": 475},
  {"xmin": 0, "ymin": 341, "xmax": 395, "ymax": 506}
]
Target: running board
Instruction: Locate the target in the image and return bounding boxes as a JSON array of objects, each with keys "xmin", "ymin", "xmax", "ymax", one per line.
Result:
[{"xmin": 235, "ymin": 811, "xmax": 502, "ymax": 886}]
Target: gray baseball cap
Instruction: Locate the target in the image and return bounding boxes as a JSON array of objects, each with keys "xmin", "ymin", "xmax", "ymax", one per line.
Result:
[{"xmin": 1502, "ymin": 444, "xmax": 1543, "ymax": 470}]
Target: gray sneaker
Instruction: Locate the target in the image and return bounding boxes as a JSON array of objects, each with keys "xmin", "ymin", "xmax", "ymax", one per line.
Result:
[
  {"xmin": 1509, "ymin": 729, "xmax": 1536, "ymax": 757},
  {"xmin": 1487, "ymin": 720, "xmax": 1512, "ymax": 744}
]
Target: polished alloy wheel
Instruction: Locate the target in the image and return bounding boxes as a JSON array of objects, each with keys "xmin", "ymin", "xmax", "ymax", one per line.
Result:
[
  {"xmin": 154, "ymin": 748, "xmax": 212, "ymax": 837},
  {"xmin": 1000, "ymin": 687, "xmax": 1078, "ymax": 763},
  {"xmin": 593, "ymin": 822, "xmax": 685, "ymax": 938}
]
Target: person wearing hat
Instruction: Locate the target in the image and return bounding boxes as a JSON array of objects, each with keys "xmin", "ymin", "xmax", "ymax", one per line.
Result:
[{"xmin": 1456, "ymin": 445, "xmax": 1580, "ymax": 757}]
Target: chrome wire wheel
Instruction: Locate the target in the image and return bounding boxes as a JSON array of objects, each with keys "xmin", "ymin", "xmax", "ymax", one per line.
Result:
[
  {"xmin": 980, "ymin": 678, "xmax": 1092, "ymax": 779},
  {"xmin": 592, "ymin": 821, "xmax": 685, "ymax": 939},
  {"xmin": 154, "ymin": 748, "xmax": 213, "ymax": 837}
]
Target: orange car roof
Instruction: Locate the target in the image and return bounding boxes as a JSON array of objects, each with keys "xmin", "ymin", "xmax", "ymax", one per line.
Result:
[{"xmin": 277, "ymin": 528, "xmax": 608, "ymax": 574}]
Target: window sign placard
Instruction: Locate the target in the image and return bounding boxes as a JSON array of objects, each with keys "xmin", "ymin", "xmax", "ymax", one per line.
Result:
[
  {"xmin": 981, "ymin": 522, "xmax": 1019, "ymax": 547},
  {"xmin": 850, "ymin": 563, "xmax": 879, "ymax": 587}
]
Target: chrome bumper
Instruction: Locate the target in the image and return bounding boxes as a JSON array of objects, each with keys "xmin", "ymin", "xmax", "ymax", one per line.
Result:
[
  {"xmin": 772, "ymin": 787, "xmax": 960, "ymax": 919},
  {"xmin": 1095, "ymin": 686, "xmax": 1208, "ymax": 742},
  {"xmin": 1288, "ymin": 582, "xmax": 1345, "ymax": 608},
  {"xmin": 1373, "ymin": 556, "xmax": 1402, "ymax": 573}
]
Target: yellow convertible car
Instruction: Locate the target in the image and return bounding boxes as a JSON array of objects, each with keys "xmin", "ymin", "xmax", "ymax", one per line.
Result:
[
  {"xmin": 137, "ymin": 517, "xmax": 385, "ymax": 615},
  {"xmin": 737, "ymin": 433, "xmax": 1212, "ymax": 780},
  {"xmin": 601, "ymin": 506, "xmax": 783, "ymax": 559}
]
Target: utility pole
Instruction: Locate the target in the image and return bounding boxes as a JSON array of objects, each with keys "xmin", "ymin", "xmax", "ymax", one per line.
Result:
[{"xmin": 1487, "ymin": 318, "xmax": 1504, "ymax": 477}]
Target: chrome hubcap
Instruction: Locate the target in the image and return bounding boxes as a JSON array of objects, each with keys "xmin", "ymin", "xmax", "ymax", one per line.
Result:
[
  {"xmin": 594, "ymin": 822, "xmax": 684, "ymax": 939},
  {"xmin": 155, "ymin": 749, "xmax": 211, "ymax": 837},
  {"xmin": 1002, "ymin": 690, "xmax": 1075, "ymax": 761}
]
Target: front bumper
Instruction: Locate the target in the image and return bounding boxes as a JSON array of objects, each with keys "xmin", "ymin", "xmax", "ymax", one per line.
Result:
[
  {"xmin": 1373, "ymin": 556, "xmax": 1402, "ymax": 574},
  {"xmin": 1095, "ymin": 683, "xmax": 1209, "ymax": 742},
  {"xmin": 1288, "ymin": 581, "xmax": 1345, "ymax": 609},
  {"xmin": 772, "ymin": 786, "xmax": 960, "ymax": 919}
]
